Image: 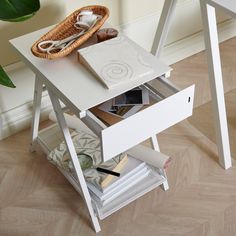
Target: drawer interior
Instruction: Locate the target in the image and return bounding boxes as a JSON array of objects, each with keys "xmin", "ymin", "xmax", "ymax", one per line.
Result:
[
  {"xmin": 82, "ymin": 76, "xmax": 195, "ymax": 162},
  {"xmin": 89, "ymin": 76, "xmax": 179, "ymax": 127}
]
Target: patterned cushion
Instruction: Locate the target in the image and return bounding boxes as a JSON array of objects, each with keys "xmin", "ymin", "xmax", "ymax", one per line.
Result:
[{"xmin": 48, "ymin": 130, "xmax": 126, "ymax": 189}]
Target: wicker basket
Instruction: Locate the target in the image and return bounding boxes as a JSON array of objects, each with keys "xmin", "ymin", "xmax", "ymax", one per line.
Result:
[{"xmin": 31, "ymin": 5, "xmax": 109, "ymax": 59}]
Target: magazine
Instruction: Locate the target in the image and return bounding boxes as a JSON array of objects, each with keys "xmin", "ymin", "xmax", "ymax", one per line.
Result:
[{"xmin": 48, "ymin": 130, "xmax": 128, "ymax": 191}]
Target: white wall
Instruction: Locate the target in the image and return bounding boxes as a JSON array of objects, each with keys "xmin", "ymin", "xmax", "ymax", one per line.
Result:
[
  {"xmin": 0, "ymin": 0, "xmax": 230, "ymax": 66},
  {"xmin": 0, "ymin": 0, "xmax": 235, "ymax": 139}
]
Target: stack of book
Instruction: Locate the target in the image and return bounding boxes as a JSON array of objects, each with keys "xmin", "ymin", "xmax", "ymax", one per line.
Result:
[
  {"xmin": 47, "ymin": 119, "xmax": 171, "ymax": 208},
  {"xmin": 87, "ymin": 155, "xmax": 151, "ymax": 207}
]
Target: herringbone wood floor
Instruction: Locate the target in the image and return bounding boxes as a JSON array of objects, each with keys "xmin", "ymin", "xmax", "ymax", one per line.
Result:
[{"xmin": 0, "ymin": 38, "xmax": 236, "ymax": 235}]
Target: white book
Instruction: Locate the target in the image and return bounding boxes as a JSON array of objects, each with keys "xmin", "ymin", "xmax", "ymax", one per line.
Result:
[
  {"xmin": 87, "ymin": 155, "xmax": 146, "ymax": 194},
  {"xmin": 89, "ymin": 164, "xmax": 149, "ymax": 201},
  {"xmin": 90, "ymin": 165, "xmax": 150, "ymax": 207},
  {"xmin": 78, "ymin": 36, "xmax": 154, "ymax": 89}
]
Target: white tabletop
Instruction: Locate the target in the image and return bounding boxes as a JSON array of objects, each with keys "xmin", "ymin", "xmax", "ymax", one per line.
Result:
[
  {"xmin": 206, "ymin": 0, "xmax": 236, "ymax": 18},
  {"xmin": 10, "ymin": 26, "xmax": 171, "ymax": 112}
]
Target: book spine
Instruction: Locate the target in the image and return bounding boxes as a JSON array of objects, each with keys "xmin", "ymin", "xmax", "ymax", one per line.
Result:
[
  {"xmin": 102, "ymin": 161, "xmax": 147, "ymax": 193},
  {"xmin": 95, "ymin": 168, "xmax": 151, "ymax": 207},
  {"xmin": 100, "ymin": 166, "xmax": 150, "ymax": 201}
]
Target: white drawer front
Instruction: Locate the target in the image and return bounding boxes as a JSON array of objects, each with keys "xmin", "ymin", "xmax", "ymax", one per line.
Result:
[{"xmin": 101, "ymin": 85, "xmax": 195, "ymax": 161}]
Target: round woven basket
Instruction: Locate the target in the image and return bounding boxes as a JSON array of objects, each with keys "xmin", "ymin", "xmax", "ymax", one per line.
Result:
[{"xmin": 31, "ymin": 5, "xmax": 109, "ymax": 59}]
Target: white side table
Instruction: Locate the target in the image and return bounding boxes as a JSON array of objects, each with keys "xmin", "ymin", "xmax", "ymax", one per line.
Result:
[
  {"xmin": 152, "ymin": 0, "xmax": 233, "ymax": 169},
  {"xmin": 10, "ymin": 28, "xmax": 195, "ymax": 232},
  {"xmin": 199, "ymin": 0, "xmax": 235, "ymax": 169}
]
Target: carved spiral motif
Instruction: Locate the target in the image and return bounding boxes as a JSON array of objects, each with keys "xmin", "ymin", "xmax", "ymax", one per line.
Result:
[{"xmin": 101, "ymin": 61, "xmax": 133, "ymax": 83}]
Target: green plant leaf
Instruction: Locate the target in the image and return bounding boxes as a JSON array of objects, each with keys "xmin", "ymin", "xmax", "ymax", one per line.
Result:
[
  {"xmin": 0, "ymin": 65, "xmax": 16, "ymax": 88},
  {"xmin": 4, "ymin": 13, "xmax": 37, "ymax": 22},
  {"xmin": 0, "ymin": 0, "xmax": 40, "ymax": 22}
]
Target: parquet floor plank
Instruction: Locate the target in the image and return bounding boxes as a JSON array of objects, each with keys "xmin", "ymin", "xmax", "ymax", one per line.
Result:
[{"xmin": 0, "ymin": 37, "xmax": 236, "ymax": 235}]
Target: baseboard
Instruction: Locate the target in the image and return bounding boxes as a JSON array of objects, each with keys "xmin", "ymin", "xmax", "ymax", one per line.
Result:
[
  {"xmin": 119, "ymin": 13, "xmax": 236, "ymax": 65},
  {"xmin": 0, "ymin": 94, "xmax": 51, "ymax": 140},
  {"xmin": 1, "ymin": 17, "xmax": 236, "ymax": 140},
  {"xmin": 161, "ymin": 19, "xmax": 236, "ymax": 65}
]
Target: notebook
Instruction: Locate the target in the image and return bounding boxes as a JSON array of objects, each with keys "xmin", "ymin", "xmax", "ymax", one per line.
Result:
[{"xmin": 78, "ymin": 36, "xmax": 154, "ymax": 89}]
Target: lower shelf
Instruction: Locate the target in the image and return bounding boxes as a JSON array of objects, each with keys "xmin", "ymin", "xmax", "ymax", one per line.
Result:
[
  {"xmin": 37, "ymin": 124, "xmax": 167, "ymax": 220},
  {"xmin": 93, "ymin": 168, "xmax": 165, "ymax": 219}
]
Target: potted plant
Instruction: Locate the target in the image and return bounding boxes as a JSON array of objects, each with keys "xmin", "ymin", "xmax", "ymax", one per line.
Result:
[{"xmin": 0, "ymin": 0, "xmax": 40, "ymax": 88}]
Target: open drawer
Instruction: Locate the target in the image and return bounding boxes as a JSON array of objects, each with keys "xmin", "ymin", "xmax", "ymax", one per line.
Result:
[{"xmin": 83, "ymin": 76, "xmax": 195, "ymax": 162}]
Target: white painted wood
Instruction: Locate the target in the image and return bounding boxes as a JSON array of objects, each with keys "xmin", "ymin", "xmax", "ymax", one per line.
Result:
[
  {"xmin": 3, "ymin": 1, "xmax": 235, "ymax": 141},
  {"xmin": 94, "ymin": 168, "xmax": 166, "ymax": 220},
  {"xmin": 204, "ymin": 0, "xmax": 236, "ymax": 18},
  {"xmin": 151, "ymin": 135, "xmax": 160, "ymax": 152},
  {"xmin": 30, "ymin": 77, "xmax": 43, "ymax": 152},
  {"xmin": 0, "ymin": 92, "xmax": 51, "ymax": 140},
  {"xmin": 150, "ymin": 0, "xmax": 232, "ymax": 169},
  {"xmin": 151, "ymin": 0, "xmax": 177, "ymax": 57},
  {"xmin": 80, "ymin": 114, "xmax": 104, "ymax": 137},
  {"xmin": 10, "ymin": 21, "xmax": 196, "ymax": 232},
  {"xmin": 2, "ymin": 18, "xmax": 236, "ymax": 140},
  {"xmin": 47, "ymin": 89, "xmax": 101, "ymax": 233},
  {"xmin": 161, "ymin": 18, "xmax": 236, "ymax": 65},
  {"xmin": 49, "ymin": 111, "xmax": 95, "ymax": 136},
  {"xmin": 157, "ymin": 75, "xmax": 180, "ymax": 92},
  {"xmin": 150, "ymin": 135, "xmax": 169, "ymax": 191},
  {"xmin": 37, "ymin": 124, "xmax": 168, "ymax": 220},
  {"xmin": 86, "ymin": 110, "xmax": 107, "ymax": 130},
  {"xmin": 10, "ymin": 29, "xmax": 170, "ymax": 113},
  {"xmin": 101, "ymin": 85, "xmax": 195, "ymax": 161},
  {"xmin": 161, "ymin": 172, "xmax": 169, "ymax": 191},
  {"xmin": 200, "ymin": 1, "xmax": 232, "ymax": 169}
]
